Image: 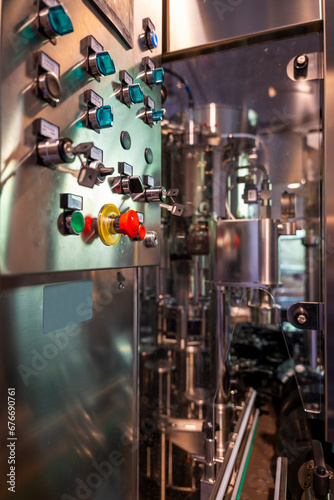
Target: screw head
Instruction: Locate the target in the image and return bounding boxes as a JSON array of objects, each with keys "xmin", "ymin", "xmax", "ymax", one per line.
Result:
[
  {"xmin": 118, "ymin": 282, "xmax": 125, "ymax": 290},
  {"xmin": 296, "ymin": 313, "xmax": 307, "ymax": 325}
]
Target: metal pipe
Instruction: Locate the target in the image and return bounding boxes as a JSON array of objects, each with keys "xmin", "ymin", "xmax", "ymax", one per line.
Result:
[
  {"xmin": 230, "ymin": 408, "xmax": 260, "ymax": 500},
  {"xmin": 208, "ymin": 389, "xmax": 257, "ymax": 500}
]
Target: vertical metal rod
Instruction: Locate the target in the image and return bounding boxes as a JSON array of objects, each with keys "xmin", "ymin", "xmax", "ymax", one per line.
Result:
[
  {"xmin": 274, "ymin": 457, "xmax": 288, "ymax": 500},
  {"xmin": 161, "ymin": 429, "xmax": 166, "ymax": 500},
  {"xmin": 213, "ymin": 285, "xmax": 230, "ymax": 458},
  {"xmin": 133, "ymin": 268, "xmax": 139, "ymax": 500}
]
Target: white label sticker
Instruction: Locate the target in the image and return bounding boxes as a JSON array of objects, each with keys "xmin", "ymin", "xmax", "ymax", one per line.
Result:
[
  {"xmin": 90, "ymin": 37, "xmax": 103, "ymax": 53},
  {"xmin": 40, "ymin": 120, "xmax": 59, "ymax": 139},
  {"xmin": 41, "ymin": 52, "xmax": 60, "ymax": 77},
  {"xmin": 90, "ymin": 147, "xmax": 103, "ymax": 161},
  {"xmin": 248, "ymin": 190, "xmax": 257, "ymax": 202},
  {"xmin": 90, "ymin": 92, "xmax": 103, "ymax": 107},
  {"xmin": 44, "ymin": 0, "xmax": 60, "ymax": 7}
]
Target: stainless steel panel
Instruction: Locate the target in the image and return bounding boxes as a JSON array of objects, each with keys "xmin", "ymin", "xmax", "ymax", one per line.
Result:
[
  {"xmin": 165, "ymin": 0, "xmax": 321, "ymax": 55},
  {"xmin": 0, "ymin": 269, "xmax": 138, "ymax": 500},
  {"xmin": 323, "ymin": 0, "xmax": 334, "ymax": 443},
  {"xmin": 0, "ymin": 0, "xmax": 162, "ymax": 274}
]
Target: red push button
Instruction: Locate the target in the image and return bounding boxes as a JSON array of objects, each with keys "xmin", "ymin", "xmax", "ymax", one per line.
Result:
[
  {"xmin": 138, "ymin": 224, "xmax": 146, "ymax": 240},
  {"xmin": 118, "ymin": 210, "xmax": 139, "ymax": 238}
]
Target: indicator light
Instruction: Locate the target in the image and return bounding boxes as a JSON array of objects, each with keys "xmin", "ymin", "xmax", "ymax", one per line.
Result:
[
  {"xmin": 128, "ymin": 84, "xmax": 144, "ymax": 104},
  {"xmin": 66, "ymin": 211, "xmax": 85, "ymax": 235},
  {"xmin": 48, "ymin": 5, "xmax": 73, "ymax": 36}
]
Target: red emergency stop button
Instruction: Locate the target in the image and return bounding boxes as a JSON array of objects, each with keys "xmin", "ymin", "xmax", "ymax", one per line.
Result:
[{"xmin": 118, "ymin": 210, "xmax": 139, "ymax": 238}]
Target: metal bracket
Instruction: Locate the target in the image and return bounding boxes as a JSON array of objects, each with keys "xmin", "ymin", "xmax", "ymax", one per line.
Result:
[
  {"xmin": 287, "ymin": 302, "xmax": 324, "ymax": 330},
  {"xmin": 286, "ymin": 52, "xmax": 323, "ymax": 81}
]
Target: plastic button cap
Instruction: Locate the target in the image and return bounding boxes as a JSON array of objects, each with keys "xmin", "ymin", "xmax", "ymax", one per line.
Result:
[
  {"xmin": 152, "ymin": 109, "xmax": 165, "ymax": 123},
  {"xmin": 48, "ymin": 5, "xmax": 73, "ymax": 36},
  {"xmin": 152, "ymin": 68, "xmax": 164, "ymax": 85},
  {"xmin": 68, "ymin": 211, "xmax": 85, "ymax": 234},
  {"xmin": 119, "ymin": 210, "xmax": 139, "ymax": 238},
  {"xmin": 96, "ymin": 106, "xmax": 113, "ymax": 129},
  {"xmin": 96, "ymin": 52, "xmax": 116, "ymax": 76},
  {"xmin": 138, "ymin": 225, "xmax": 146, "ymax": 240},
  {"xmin": 128, "ymin": 84, "xmax": 144, "ymax": 104},
  {"xmin": 148, "ymin": 31, "xmax": 158, "ymax": 49}
]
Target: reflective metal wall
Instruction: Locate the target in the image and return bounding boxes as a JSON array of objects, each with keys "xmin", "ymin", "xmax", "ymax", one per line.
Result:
[{"xmin": 164, "ymin": 0, "xmax": 321, "ymax": 57}]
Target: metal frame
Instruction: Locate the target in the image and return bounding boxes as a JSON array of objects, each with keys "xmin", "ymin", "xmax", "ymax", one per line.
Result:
[{"xmin": 323, "ymin": 0, "xmax": 334, "ymax": 443}]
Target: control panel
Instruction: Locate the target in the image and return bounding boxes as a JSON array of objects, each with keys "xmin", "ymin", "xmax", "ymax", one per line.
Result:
[{"xmin": 0, "ymin": 0, "xmax": 164, "ymax": 273}]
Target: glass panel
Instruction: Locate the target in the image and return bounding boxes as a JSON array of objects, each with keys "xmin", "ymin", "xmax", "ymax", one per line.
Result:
[{"xmin": 139, "ymin": 32, "xmax": 323, "ymax": 499}]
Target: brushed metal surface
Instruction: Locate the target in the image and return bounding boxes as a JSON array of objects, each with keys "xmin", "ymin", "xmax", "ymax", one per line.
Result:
[
  {"xmin": 0, "ymin": 0, "xmax": 162, "ymax": 274},
  {"xmin": 165, "ymin": 0, "xmax": 321, "ymax": 55},
  {"xmin": 0, "ymin": 269, "xmax": 137, "ymax": 500},
  {"xmin": 323, "ymin": 0, "xmax": 334, "ymax": 443}
]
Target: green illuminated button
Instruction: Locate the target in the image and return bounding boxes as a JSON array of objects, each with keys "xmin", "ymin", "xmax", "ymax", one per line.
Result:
[
  {"xmin": 48, "ymin": 5, "xmax": 73, "ymax": 36},
  {"xmin": 96, "ymin": 52, "xmax": 115, "ymax": 76},
  {"xmin": 66, "ymin": 211, "xmax": 85, "ymax": 235},
  {"xmin": 129, "ymin": 84, "xmax": 144, "ymax": 104},
  {"xmin": 152, "ymin": 68, "xmax": 164, "ymax": 85},
  {"xmin": 96, "ymin": 106, "xmax": 113, "ymax": 129}
]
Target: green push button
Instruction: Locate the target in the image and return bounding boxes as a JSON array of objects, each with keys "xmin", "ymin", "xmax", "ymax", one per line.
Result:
[
  {"xmin": 70, "ymin": 211, "xmax": 85, "ymax": 234},
  {"xmin": 48, "ymin": 5, "xmax": 73, "ymax": 36},
  {"xmin": 129, "ymin": 84, "xmax": 144, "ymax": 104},
  {"xmin": 96, "ymin": 52, "xmax": 115, "ymax": 76}
]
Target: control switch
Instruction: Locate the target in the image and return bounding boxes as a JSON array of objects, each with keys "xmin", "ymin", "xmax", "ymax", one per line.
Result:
[
  {"xmin": 118, "ymin": 70, "xmax": 144, "ymax": 107},
  {"xmin": 38, "ymin": 2, "xmax": 73, "ymax": 40},
  {"xmin": 81, "ymin": 35, "xmax": 116, "ymax": 81},
  {"xmin": 139, "ymin": 18, "xmax": 158, "ymax": 51},
  {"xmin": 82, "ymin": 90, "xmax": 113, "ymax": 132},
  {"xmin": 141, "ymin": 57, "xmax": 164, "ymax": 88}
]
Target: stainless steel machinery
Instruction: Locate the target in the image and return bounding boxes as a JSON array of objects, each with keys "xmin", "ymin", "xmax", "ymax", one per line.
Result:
[{"xmin": 2, "ymin": 1, "xmax": 334, "ymax": 500}]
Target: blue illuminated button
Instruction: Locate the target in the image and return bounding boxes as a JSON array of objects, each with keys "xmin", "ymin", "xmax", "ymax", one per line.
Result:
[
  {"xmin": 152, "ymin": 109, "xmax": 165, "ymax": 123},
  {"xmin": 96, "ymin": 106, "xmax": 113, "ymax": 129},
  {"xmin": 129, "ymin": 84, "xmax": 144, "ymax": 104},
  {"xmin": 152, "ymin": 68, "xmax": 164, "ymax": 85},
  {"xmin": 96, "ymin": 52, "xmax": 115, "ymax": 76},
  {"xmin": 148, "ymin": 31, "xmax": 158, "ymax": 49},
  {"xmin": 48, "ymin": 5, "xmax": 73, "ymax": 36}
]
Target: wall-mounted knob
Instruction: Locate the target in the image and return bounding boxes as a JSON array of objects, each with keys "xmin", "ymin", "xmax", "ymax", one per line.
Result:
[
  {"xmin": 39, "ymin": 4, "xmax": 73, "ymax": 39},
  {"xmin": 37, "ymin": 137, "xmax": 75, "ymax": 167},
  {"xmin": 141, "ymin": 57, "xmax": 164, "ymax": 87},
  {"xmin": 88, "ymin": 51, "xmax": 115, "ymax": 78},
  {"xmin": 118, "ymin": 70, "xmax": 144, "ymax": 107},
  {"xmin": 87, "ymin": 105, "xmax": 113, "ymax": 130},
  {"xmin": 139, "ymin": 18, "xmax": 158, "ymax": 51}
]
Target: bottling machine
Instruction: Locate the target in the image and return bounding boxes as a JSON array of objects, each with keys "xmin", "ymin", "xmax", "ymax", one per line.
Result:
[{"xmin": 0, "ymin": 1, "xmax": 334, "ymax": 499}]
